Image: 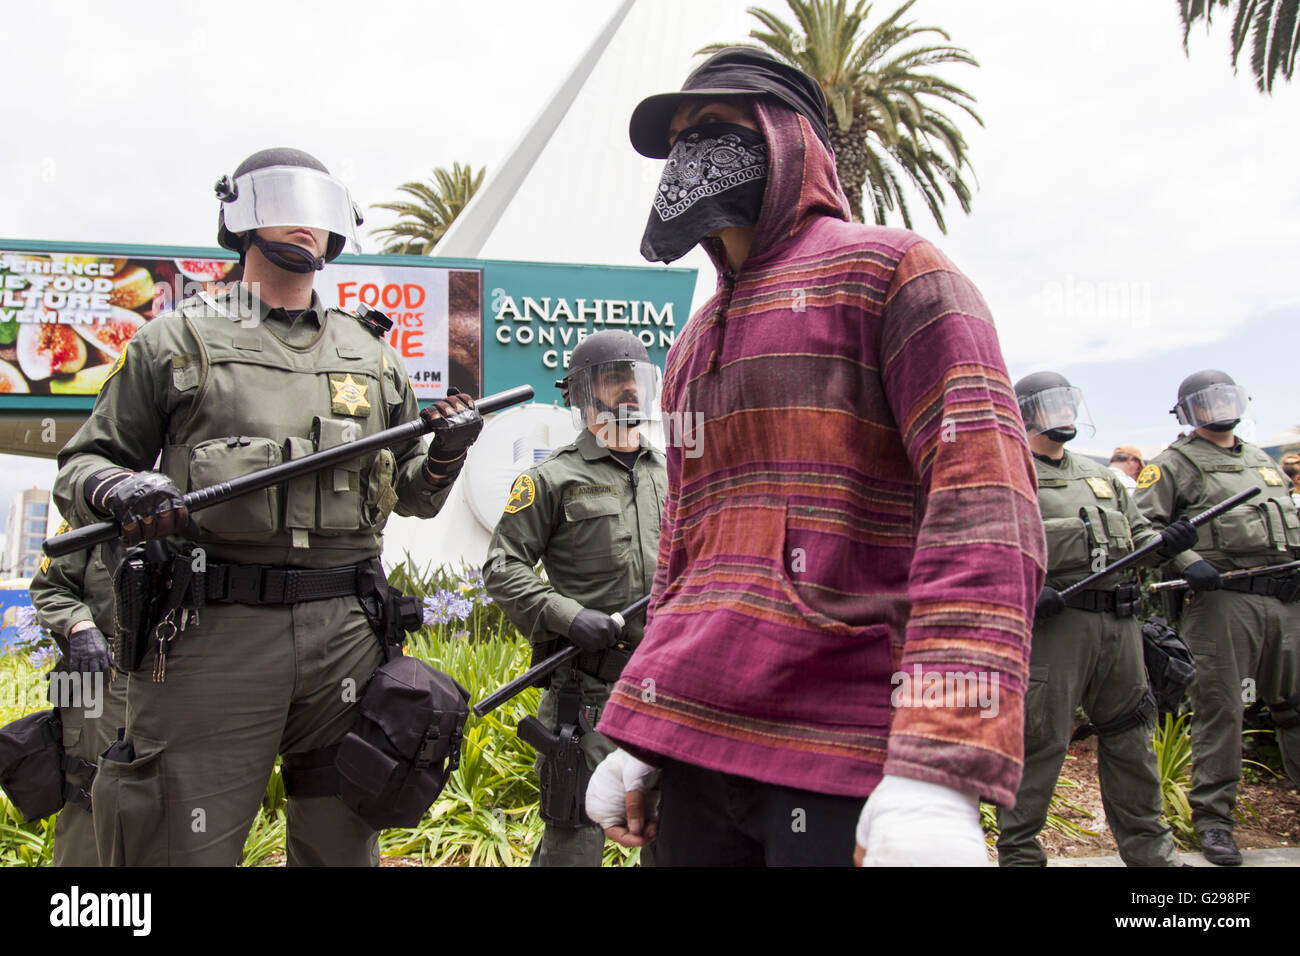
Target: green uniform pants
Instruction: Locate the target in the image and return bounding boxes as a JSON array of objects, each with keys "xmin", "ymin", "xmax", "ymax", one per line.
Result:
[
  {"xmin": 530, "ymin": 667, "xmax": 616, "ymax": 867},
  {"xmin": 53, "ymin": 671, "xmax": 127, "ymax": 867},
  {"xmin": 91, "ymin": 596, "xmax": 383, "ymax": 867},
  {"xmin": 1181, "ymin": 589, "xmax": 1300, "ymax": 834},
  {"xmin": 997, "ymin": 608, "xmax": 1177, "ymax": 867}
]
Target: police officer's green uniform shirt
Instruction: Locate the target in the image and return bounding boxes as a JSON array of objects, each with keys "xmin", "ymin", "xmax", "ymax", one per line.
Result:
[
  {"xmin": 1035, "ymin": 449, "xmax": 1167, "ymax": 588},
  {"xmin": 53, "ymin": 287, "xmax": 450, "ymax": 569},
  {"xmin": 484, "ymin": 427, "xmax": 667, "ymax": 648},
  {"xmin": 1134, "ymin": 433, "xmax": 1300, "ymax": 572},
  {"xmin": 30, "ymin": 528, "xmax": 115, "ymax": 656},
  {"xmin": 29, "ymin": 528, "xmax": 128, "ymax": 868}
]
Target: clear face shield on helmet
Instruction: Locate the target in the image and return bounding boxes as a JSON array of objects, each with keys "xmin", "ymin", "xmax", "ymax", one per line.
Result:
[
  {"xmin": 565, "ymin": 360, "xmax": 663, "ymax": 431},
  {"xmin": 1173, "ymin": 383, "xmax": 1251, "ymax": 430},
  {"xmin": 1018, "ymin": 385, "xmax": 1096, "ymax": 439},
  {"xmin": 217, "ymin": 165, "xmax": 362, "ymax": 252}
]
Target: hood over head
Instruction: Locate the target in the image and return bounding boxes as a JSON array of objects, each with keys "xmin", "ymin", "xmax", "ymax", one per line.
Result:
[{"xmin": 696, "ymin": 97, "xmax": 851, "ymax": 278}]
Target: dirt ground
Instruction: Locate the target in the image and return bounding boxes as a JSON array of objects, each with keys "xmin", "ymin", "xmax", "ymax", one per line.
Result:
[{"xmin": 995, "ymin": 733, "xmax": 1300, "ymax": 862}]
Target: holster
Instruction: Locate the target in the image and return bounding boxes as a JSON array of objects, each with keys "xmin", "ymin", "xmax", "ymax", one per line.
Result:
[
  {"xmin": 111, "ymin": 541, "xmax": 203, "ymax": 673},
  {"xmin": 357, "ymin": 557, "xmax": 422, "ymax": 658},
  {"xmin": 517, "ymin": 680, "xmax": 593, "ymax": 829}
]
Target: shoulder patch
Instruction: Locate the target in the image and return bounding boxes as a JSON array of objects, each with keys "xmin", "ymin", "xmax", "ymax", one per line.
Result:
[
  {"xmin": 503, "ymin": 474, "xmax": 536, "ymax": 514},
  {"xmin": 1084, "ymin": 476, "xmax": 1113, "ymax": 498},
  {"xmin": 1136, "ymin": 464, "xmax": 1162, "ymax": 489},
  {"xmin": 39, "ymin": 521, "xmax": 70, "ymax": 574},
  {"xmin": 102, "ymin": 349, "xmax": 128, "ymax": 386},
  {"xmin": 1258, "ymin": 467, "xmax": 1284, "ymax": 487}
]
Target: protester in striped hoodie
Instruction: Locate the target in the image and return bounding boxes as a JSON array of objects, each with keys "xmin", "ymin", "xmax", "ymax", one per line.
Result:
[{"xmin": 586, "ymin": 48, "xmax": 1046, "ymax": 866}]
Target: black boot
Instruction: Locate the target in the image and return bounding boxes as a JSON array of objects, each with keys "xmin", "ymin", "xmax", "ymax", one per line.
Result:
[{"xmin": 1200, "ymin": 829, "xmax": 1242, "ymax": 866}]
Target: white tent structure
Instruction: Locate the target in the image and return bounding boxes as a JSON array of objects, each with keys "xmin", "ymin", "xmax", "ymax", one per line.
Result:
[{"xmin": 384, "ymin": 0, "xmax": 752, "ymax": 571}]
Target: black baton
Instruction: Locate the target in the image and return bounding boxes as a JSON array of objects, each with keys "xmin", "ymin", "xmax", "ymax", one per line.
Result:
[
  {"xmin": 474, "ymin": 594, "xmax": 651, "ymax": 718},
  {"xmin": 1058, "ymin": 486, "xmax": 1260, "ymax": 598},
  {"xmin": 44, "ymin": 384, "xmax": 535, "ymax": 557}
]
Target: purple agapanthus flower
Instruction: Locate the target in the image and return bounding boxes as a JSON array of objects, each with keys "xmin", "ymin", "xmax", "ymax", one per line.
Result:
[
  {"xmin": 423, "ymin": 589, "xmax": 474, "ymax": 627},
  {"xmin": 29, "ymin": 645, "xmax": 59, "ymax": 670},
  {"xmin": 15, "ymin": 606, "xmax": 49, "ymax": 649}
]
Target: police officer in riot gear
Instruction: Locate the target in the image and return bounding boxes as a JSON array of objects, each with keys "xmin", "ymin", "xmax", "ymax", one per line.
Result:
[
  {"xmin": 1135, "ymin": 370, "xmax": 1300, "ymax": 866},
  {"xmin": 483, "ymin": 330, "xmax": 666, "ymax": 866},
  {"xmin": 27, "ymin": 533, "xmax": 128, "ymax": 866},
  {"xmin": 52, "ymin": 147, "xmax": 483, "ymax": 866},
  {"xmin": 997, "ymin": 372, "xmax": 1198, "ymax": 867}
]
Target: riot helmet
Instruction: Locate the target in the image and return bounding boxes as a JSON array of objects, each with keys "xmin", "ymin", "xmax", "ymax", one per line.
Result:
[
  {"xmin": 215, "ymin": 148, "xmax": 362, "ymax": 273},
  {"xmin": 1171, "ymin": 370, "xmax": 1249, "ymax": 432},
  {"xmin": 556, "ymin": 331, "xmax": 662, "ymax": 429},
  {"xmin": 1014, "ymin": 371, "xmax": 1095, "ymax": 442}
]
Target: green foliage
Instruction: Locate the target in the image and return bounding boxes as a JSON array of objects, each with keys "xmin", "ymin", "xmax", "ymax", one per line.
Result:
[
  {"xmin": 369, "ymin": 163, "xmax": 485, "ymax": 255},
  {"xmin": 0, "ymin": 793, "xmax": 56, "ymax": 867},
  {"xmin": 1180, "ymin": 0, "xmax": 1300, "ymax": 93},
  {"xmin": 1152, "ymin": 711, "xmax": 1198, "ymax": 848},
  {"xmin": 701, "ymin": 0, "xmax": 982, "ymax": 230}
]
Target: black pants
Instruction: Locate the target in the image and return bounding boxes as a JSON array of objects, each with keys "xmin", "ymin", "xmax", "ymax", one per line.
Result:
[{"xmin": 655, "ymin": 758, "xmax": 863, "ymax": 866}]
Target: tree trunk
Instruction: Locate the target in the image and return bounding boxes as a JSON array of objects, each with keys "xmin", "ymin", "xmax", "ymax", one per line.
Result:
[{"xmin": 829, "ymin": 114, "xmax": 869, "ymax": 223}]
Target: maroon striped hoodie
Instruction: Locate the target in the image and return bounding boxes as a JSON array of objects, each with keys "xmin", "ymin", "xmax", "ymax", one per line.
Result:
[{"xmin": 598, "ymin": 99, "xmax": 1045, "ymax": 806}]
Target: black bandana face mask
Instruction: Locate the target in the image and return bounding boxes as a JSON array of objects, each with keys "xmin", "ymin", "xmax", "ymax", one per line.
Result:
[{"xmin": 640, "ymin": 122, "xmax": 768, "ymax": 264}]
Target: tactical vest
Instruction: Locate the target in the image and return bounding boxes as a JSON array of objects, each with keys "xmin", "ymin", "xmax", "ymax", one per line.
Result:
[
  {"xmin": 157, "ymin": 295, "xmax": 403, "ymax": 566},
  {"xmin": 1165, "ymin": 435, "xmax": 1300, "ymax": 566},
  {"xmin": 1036, "ymin": 453, "xmax": 1136, "ymax": 585}
]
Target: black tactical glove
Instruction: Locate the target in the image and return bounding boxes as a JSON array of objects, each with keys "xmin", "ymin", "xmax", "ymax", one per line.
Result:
[
  {"xmin": 88, "ymin": 469, "xmax": 189, "ymax": 546},
  {"xmin": 66, "ymin": 626, "xmax": 114, "ymax": 673},
  {"xmin": 1157, "ymin": 517, "xmax": 1198, "ymax": 558},
  {"xmin": 421, "ymin": 388, "xmax": 483, "ymax": 482},
  {"xmin": 567, "ymin": 609, "xmax": 623, "ymax": 653},
  {"xmin": 1182, "ymin": 559, "xmax": 1222, "ymax": 592},
  {"xmin": 1035, "ymin": 586, "xmax": 1066, "ymax": 621}
]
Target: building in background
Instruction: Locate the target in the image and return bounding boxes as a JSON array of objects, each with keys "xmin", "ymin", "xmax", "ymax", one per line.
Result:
[{"xmin": 3, "ymin": 488, "xmax": 49, "ymax": 579}]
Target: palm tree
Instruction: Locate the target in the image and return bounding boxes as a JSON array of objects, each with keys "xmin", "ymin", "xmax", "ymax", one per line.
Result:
[
  {"xmin": 1179, "ymin": 0, "xmax": 1299, "ymax": 93},
  {"xmin": 370, "ymin": 163, "xmax": 485, "ymax": 255},
  {"xmin": 700, "ymin": 0, "xmax": 982, "ymax": 231}
]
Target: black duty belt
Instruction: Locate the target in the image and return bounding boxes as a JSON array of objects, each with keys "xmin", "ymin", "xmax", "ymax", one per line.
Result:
[
  {"xmin": 1063, "ymin": 583, "xmax": 1141, "ymax": 618},
  {"xmin": 1222, "ymin": 573, "xmax": 1296, "ymax": 599},
  {"xmin": 204, "ymin": 562, "xmax": 362, "ymax": 605}
]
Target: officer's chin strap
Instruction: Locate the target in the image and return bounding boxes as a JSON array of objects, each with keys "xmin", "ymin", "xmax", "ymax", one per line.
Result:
[{"xmin": 248, "ymin": 233, "xmax": 325, "ymax": 274}]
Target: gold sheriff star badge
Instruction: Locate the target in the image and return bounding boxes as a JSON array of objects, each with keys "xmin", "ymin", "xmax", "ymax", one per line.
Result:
[{"xmin": 329, "ymin": 373, "xmax": 372, "ymax": 417}]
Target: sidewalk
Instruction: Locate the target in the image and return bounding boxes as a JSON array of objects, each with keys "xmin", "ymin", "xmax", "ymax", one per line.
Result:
[{"xmin": 1050, "ymin": 847, "xmax": 1299, "ymax": 867}]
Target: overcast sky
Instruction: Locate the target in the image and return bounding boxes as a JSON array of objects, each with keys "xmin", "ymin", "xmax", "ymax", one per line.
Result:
[{"xmin": 1, "ymin": 0, "xmax": 1296, "ymax": 517}]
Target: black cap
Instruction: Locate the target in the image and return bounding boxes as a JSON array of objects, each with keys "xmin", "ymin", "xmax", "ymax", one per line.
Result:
[{"xmin": 629, "ymin": 47, "xmax": 831, "ymax": 159}]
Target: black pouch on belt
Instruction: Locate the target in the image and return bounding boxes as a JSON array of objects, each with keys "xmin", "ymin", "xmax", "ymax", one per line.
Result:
[
  {"xmin": 1142, "ymin": 615, "xmax": 1197, "ymax": 715},
  {"xmin": 0, "ymin": 710, "xmax": 65, "ymax": 822}
]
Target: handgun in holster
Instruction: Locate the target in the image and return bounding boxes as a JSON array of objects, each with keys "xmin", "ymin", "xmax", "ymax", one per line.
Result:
[
  {"xmin": 111, "ymin": 540, "xmax": 204, "ymax": 673},
  {"xmin": 357, "ymin": 557, "xmax": 423, "ymax": 653},
  {"xmin": 517, "ymin": 681, "xmax": 593, "ymax": 828}
]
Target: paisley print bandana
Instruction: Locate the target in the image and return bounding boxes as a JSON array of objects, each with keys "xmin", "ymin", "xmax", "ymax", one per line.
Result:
[{"xmin": 640, "ymin": 122, "xmax": 768, "ymax": 263}]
